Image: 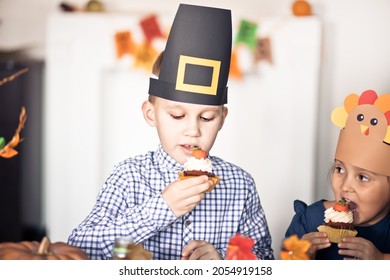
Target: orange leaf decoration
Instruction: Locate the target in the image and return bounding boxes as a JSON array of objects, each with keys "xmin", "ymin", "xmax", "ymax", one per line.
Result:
[
  {"xmin": 280, "ymin": 235, "xmax": 311, "ymax": 260},
  {"xmin": 225, "ymin": 233, "xmax": 257, "ymax": 260},
  {"xmin": 0, "ymin": 106, "xmax": 27, "ymax": 159},
  {"xmin": 114, "ymin": 30, "xmax": 135, "ymax": 59},
  {"xmin": 229, "ymin": 48, "xmax": 242, "ymax": 80}
]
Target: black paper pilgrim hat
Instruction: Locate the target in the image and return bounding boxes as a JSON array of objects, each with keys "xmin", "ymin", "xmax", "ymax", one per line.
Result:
[{"xmin": 148, "ymin": 4, "xmax": 232, "ymax": 105}]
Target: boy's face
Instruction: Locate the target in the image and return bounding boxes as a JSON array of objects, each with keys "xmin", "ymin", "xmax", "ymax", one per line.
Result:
[
  {"xmin": 142, "ymin": 97, "xmax": 228, "ymax": 165},
  {"xmin": 331, "ymin": 160, "xmax": 390, "ymax": 226}
]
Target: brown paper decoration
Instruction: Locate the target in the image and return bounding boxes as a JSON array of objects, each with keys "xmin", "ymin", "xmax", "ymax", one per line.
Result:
[{"xmin": 254, "ymin": 37, "xmax": 273, "ymax": 64}]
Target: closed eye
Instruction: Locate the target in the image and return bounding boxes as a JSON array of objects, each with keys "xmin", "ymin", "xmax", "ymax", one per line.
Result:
[
  {"xmin": 170, "ymin": 114, "xmax": 184, "ymax": 120},
  {"xmin": 200, "ymin": 116, "xmax": 214, "ymax": 122}
]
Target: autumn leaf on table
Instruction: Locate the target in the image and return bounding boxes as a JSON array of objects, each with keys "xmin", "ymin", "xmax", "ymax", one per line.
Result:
[
  {"xmin": 280, "ymin": 235, "xmax": 311, "ymax": 260},
  {"xmin": 0, "ymin": 106, "xmax": 27, "ymax": 158},
  {"xmin": 225, "ymin": 233, "xmax": 257, "ymax": 260}
]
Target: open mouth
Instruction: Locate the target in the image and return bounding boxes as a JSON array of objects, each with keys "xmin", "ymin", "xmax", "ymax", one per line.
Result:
[
  {"xmin": 344, "ymin": 198, "xmax": 357, "ymax": 212},
  {"xmin": 181, "ymin": 144, "xmax": 200, "ymax": 150},
  {"xmin": 181, "ymin": 144, "xmax": 200, "ymax": 155}
]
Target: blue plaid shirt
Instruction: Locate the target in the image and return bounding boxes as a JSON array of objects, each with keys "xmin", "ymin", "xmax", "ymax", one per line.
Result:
[{"xmin": 68, "ymin": 146, "xmax": 274, "ymax": 260}]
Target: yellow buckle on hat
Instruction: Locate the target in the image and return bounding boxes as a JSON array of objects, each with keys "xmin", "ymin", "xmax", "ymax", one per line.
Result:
[{"xmin": 175, "ymin": 55, "xmax": 221, "ymax": 95}]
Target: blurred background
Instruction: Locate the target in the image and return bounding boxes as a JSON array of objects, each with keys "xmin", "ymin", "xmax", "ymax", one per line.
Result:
[{"xmin": 1, "ymin": 0, "xmax": 390, "ymax": 259}]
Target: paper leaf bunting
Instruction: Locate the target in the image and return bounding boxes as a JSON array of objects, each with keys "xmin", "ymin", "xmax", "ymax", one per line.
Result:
[
  {"xmin": 114, "ymin": 31, "xmax": 135, "ymax": 59},
  {"xmin": 280, "ymin": 235, "xmax": 311, "ymax": 260},
  {"xmin": 225, "ymin": 233, "xmax": 257, "ymax": 260},
  {"xmin": 254, "ymin": 37, "xmax": 273, "ymax": 64},
  {"xmin": 235, "ymin": 19, "xmax": 258, "ymax": 50},
  {"xmin": 140, "ymin": 15, "xmax": 163, "ymax": 43},
  {"xmin": 229, "ymin": 49, "xmax": 242, "ymax": 80},
  {"xmin": 133, "ymin": 42, "xmax": 158, "ymax": 72}
]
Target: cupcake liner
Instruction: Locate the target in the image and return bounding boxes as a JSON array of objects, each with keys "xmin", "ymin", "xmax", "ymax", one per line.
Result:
[
  {"xmin": 178, "ymin": 171, "xmax": 220, "ymax": 192},
  {"xmin": 317, "ymin": 225, "xmax": 358, "ymax": 243}
]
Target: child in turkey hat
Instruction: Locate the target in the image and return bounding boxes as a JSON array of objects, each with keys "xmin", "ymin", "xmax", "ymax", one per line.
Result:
[{"xmin": 286, "ymin": 89, "xmax": 390, "ymax": 260}]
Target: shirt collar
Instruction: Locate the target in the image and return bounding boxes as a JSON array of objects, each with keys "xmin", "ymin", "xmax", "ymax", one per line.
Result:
[{"xmin": 155, "ymin": 145, "xmax": 183, "ymax": 172}]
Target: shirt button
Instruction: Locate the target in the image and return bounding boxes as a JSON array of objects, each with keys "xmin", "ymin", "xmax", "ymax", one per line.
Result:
[{"xmin": 185, "ymin": 220, "xmax": 191, "ymax": 226}]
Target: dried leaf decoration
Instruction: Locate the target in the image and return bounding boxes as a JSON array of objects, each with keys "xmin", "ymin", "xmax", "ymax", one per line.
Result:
[
  {"xmin": 0, "ymin": 67, "xmax": 28, "ymax": 159},
  {"xmin": 225, "ymin": 233, "xmax": 257, "ymax": 260},
  {"xmin": 0, "ymin": 68, "xmax": 28, "ymax": 87},
  {"xmin": 0, "ymin": 106, "xmax": 27, "ymax": 158},
  {"xmin": 280, "ymin": 235, "xmax": 311, "ymax": 260}
]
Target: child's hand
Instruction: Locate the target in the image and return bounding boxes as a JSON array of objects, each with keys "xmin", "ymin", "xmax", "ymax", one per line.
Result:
[
  {"xmin": 162, "ymin": 175, "xmax": 211, "ymax": 217},
  {"xmin": 181, "ymin": 240, "xmax": 222, "ymax": 260},
  {"xmin": 338, "ymin": 237, "xmax": 384, "ymax": 260},
  {"xmin": 301, "ymin": 232, "xmax": 331, "ymax": 259}
]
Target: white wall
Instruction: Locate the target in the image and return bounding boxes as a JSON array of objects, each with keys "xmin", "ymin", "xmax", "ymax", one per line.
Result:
[
  {"xmin": 2, "ymin": 0, "xmax": 390, "ymax": 255},
  {"xmin": 314, "ymin": 0, "xmax": 390, "ymax": 200}
]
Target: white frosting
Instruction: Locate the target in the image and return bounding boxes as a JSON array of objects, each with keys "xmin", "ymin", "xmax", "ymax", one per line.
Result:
[
  {"xmin": 324, "ymin": 207, "xmax": 353, "ymax": 223},
  {"xmin": 183, "ymin": 156, "xmax": 212, "ymax": 173}
]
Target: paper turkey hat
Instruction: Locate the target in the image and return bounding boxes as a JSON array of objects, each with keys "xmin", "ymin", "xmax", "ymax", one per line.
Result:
[
  {"xmin": 148, "ymin": 4, "xmax": 232, "ymax": 105},
  {"xmin": 331, "ymin": 90, "xmax": 390, "ymax": 176}
]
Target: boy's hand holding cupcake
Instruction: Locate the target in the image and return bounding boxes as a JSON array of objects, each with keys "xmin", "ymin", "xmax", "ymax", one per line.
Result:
[{"xmin": 162, "ymin": 147, "xmax": 218, "ymax": 218}]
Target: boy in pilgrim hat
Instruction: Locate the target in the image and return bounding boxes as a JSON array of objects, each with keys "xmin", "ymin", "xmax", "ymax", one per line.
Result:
[
  {"xmin": 285, "ymin": 90, "xmax": 390, "ymax": 260},
  {"xmin": 68, "ymin": 4, "xmax": 274, "ymax": 260}
]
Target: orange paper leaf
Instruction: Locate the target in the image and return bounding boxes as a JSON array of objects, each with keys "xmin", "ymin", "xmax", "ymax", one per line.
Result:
[
  {"xmin": 114, "ymin": 31, "xmax": 135, "ymax": 59},
  {"xmin": 225, "ymin": 234, "xmax": 257, "ymax": 260},
  {"xmin": 280, "ymin": 235, "xmax": 311, "ymax": 260},
  {"xmin": 229, "ymin": 49, "xmax": 242, "ymax": 80}
]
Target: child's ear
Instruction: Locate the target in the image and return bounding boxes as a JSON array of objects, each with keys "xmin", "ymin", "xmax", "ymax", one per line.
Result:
[
  {"xmin": 219, "ymin": 106, "xmax": 228, "ymax": 130},
  {"xmin": 142, "ymin": 100, "xmax": 156, "ymax": 127}
]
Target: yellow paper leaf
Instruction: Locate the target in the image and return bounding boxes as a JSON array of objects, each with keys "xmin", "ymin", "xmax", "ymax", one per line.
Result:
[{"xmin": 133, "ymin": 42, "xmax": 158, "ymax": 72}]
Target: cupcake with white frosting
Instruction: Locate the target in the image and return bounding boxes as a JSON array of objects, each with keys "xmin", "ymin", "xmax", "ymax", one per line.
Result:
[
  {"xmin": 178, "ymin": 147, "xmax": 220, "ymax": 192},
  {"xmin": 317, "ymin": 199, "xmax": 358, "ymax": 243}
]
